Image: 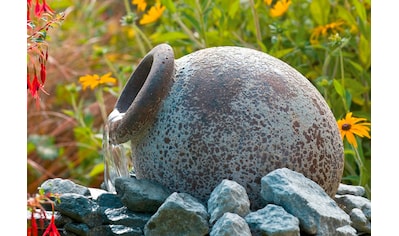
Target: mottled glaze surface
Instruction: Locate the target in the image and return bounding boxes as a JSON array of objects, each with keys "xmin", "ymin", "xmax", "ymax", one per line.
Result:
[{"xmin": 122, "ymin": 46, "xmax": 344, "ymax": 209}]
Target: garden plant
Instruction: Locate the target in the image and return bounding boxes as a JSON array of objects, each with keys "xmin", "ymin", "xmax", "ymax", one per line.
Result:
[{"xmin": 27, "ymin": 0, "xmax": 371, "ymax": 233}]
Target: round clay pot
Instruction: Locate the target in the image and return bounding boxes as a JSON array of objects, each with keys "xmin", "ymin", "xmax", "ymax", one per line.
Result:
[{"xmin": 108, "ymin": 44, "xmax": 344, "ymax": 209}]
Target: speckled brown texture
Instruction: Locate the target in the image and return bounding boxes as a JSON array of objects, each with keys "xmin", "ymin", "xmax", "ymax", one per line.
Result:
[{"xmin": 112, "ymin": 45, "xmax": 344, "ymax": 209}]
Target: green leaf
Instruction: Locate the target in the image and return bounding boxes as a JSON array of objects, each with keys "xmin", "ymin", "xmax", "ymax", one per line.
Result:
[
  {"xmin": 162, "ymin": 0, "xmax": 176, "ymax": 13},
  {"xmin": 358, "ymin": 34, "xmax": 371, "ymax": 69},
  {"xmin": 88, "ymin": 162, "xmax": 104, "ymax": 177},
  {"xmin": 227, "ymin": 0, "xmax": 240, "ymax": 19},
  {"xmin": 310, "ymin": 0, "xmax": 330, "ymax": 26},
  {"xmin": 333, "ymin": 79, "xmax": 345, "ymax": 98},
  {"xmin": 62, "ymin": 109, "xmax": 75, "ymax": 117},
  {"xmin": 150, "ymin": 31, "xmax": 189, "ymax": 43},
  {"xmin": 182, "ymin": 11, "xmax": 201, "ymax": 33},
  {"xmin": 351, "ymin": 0, "xmax": 367, "ymax": 23},
  {"xmin": 272, "ymin": 48, "xmax": 295, "ymax": 59}
]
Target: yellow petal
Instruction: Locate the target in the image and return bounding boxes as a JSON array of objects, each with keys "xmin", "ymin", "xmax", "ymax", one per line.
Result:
[
  {"xmin": 264, "ymin": 0, "xmax": 272, "ymax": 6},
  {"xmin": 345, "ymin": 131, "xmax": 358, "ymax": 148}
]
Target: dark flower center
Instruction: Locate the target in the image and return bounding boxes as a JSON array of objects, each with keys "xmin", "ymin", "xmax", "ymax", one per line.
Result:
[{"xmin": 342, "ymin": 123, "xmax": 351, "ymax": 131}]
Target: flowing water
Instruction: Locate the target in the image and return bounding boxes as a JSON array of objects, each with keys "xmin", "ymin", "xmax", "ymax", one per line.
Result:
[{"xmin": 102, "ymin": 123, "xmax": 130, "ymax": 192}]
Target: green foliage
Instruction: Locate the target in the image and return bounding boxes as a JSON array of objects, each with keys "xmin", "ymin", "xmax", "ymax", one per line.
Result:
[{"xmin": 27, "ymin": 0, "xmax": 371, "ymax": 198}]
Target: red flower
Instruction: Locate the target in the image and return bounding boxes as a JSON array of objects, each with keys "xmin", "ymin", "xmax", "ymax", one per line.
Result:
[
  {"xmin": 27, "ymin": 211, "xmax": 38, "ymax": 236},
  {"xmin": 40, "ymin": 63, "xmax": 46, "ymax": 84},
  {"xmin": 40, "ymin": 0, "xmax": 54, "ymax": 15},
  {"xmin": 42, "ymin": 214, "xmax": 60, "ymax": 236},
  {"xmin": 34, "ymin": 0, "xmax": 41, "ymax": 17},
  {"xmin": 34, "ymin": 0, "xmax": 54, "ymax": 17},
  {"xmin": 28, "ymin": 74, "xmax": 41, "ymax": 98}
]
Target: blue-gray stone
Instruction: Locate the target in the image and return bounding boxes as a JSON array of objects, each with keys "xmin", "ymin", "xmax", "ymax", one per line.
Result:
[
  {"xmin": 349, "ymin": 208, "xmax": 371, "ymax": 234},
  {"xmin": 104, "ymin": 206, "xmax": 151, "ymax": 229},
  {"xmin": 245, "ymin": 204, "xmax": 300, "ymax": 236},
  {"xmin": 40, "ymin": 178, "xmax": 91, "ymax": 197},
  {"xmin": 261, "ymin": 168, "xmax": 351, "ymax": 235},
  {"xmin": 337, "ymin": 183, "xmax": 365, "ymax": 197},
  {"xmin": 115, "ymin": 177, "xmax": 172, "ymax": 213},
  {"xmin": 64, "ymin": 222, "xmax": 90, "ymax": 236},
  {"xmin": 96, "ymin": 193, "xmax": 124, "ymax": 209},
  {"xmin": 334, "ymin": 194, "xmax": 371, "ymax": 218},
  {"xmin": 335, "ymin": 225, "xmax": 357, "ymax": 236},
  {"xmin": 207, "ymin": 179, "xmax": 250, "ymax": 224},
  {"xmin": 144, "ymin": 192, "xmax": 209, "ymax": 236},
  {"xmin": 55, "ymin": 193, "xmax": 103, "ymax": 227},
  {"xmin": 88, "ymin": 225, "xmax": 143, "ymax": 236},
  {"xmin": 210, "ymin": 212, "xmax": 251, "ymax": 236}
]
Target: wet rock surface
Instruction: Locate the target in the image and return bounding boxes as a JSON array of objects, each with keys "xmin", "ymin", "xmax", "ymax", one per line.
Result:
[
  {"xmin": 35, "ymin": 169, "xmax": 371, "ymax": 236},
  {"xmin": 261, "ymin": 168, "xmax": 353, "ymax": 235}
]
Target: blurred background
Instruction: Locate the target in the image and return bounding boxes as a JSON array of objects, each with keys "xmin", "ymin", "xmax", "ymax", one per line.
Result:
[{"xmin": 27, "ymin": 0, "xmax": 371, "ymax": 198}]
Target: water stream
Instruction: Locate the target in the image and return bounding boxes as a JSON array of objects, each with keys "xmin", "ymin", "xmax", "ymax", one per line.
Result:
[{"xmin": 102, "ymin": 123, "xmax": 130, "ymax": 192}]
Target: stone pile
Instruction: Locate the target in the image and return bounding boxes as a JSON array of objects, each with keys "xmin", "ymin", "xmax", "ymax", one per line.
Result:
[{"xmin": 36, "ymin": 168, "xmax": 371, "ymax": 236}]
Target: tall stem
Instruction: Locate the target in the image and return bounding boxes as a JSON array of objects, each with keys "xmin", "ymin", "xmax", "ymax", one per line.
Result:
[
  {"xmin": 96, "ymin": 88, "xmax": 108, "ymax": 124},
  {"xmin": 248, "ymin": 0, "xmax": 264, "ymax": 50}
]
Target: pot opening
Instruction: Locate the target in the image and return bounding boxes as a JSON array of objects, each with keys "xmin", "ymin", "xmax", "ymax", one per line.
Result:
[{"xmin": 116, "ymin": 54, "xmax": 154, "ymax": 113}]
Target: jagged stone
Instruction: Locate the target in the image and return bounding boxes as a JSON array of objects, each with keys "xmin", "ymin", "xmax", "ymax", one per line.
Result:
[
  {"xmin": 61, "ymin": 229, "xmax": 79, "ymax": 236},
  {"xmin": 55, "ymin": 193, "xmax": 103, "ymax": 227},
  {"xmin": 210, "ymin": 212, "xmax": 251, "ymax": 236},
  {"xmin": 88, "ymin": 225, "xmax": 143, "ymax": 236},
  {"xmin": 54, "ymin": 211, "xmax": 73, "ymax": 228},
  {"xmin": 104, "ymin": 206, "xmax": 151, "ymax": 229},
  {"xmin": 245, "ymin": 204, "xmax": 300, "ymax": 236},
  {"xmin": 207, "ymin": 179, "xmax": 250, "ymax": 224},
  {"xmin": 334, "ymin": 194, "xmax": 371, "ymax": 217},
  {"xmin": 96, "ymin": 193, "xmax": 124, "ymax": 209},
  {"xmin": 144, "ymin": 192, "xmax": 209, "ymax": 236},
  {"xmin": 335, "ymin": 225, "xmax": 357, "ymax": 236},
  {"xmin": 115, "ymin": 177, "xmax": 172, "ymax": 213},
  {"xmin": 337, "ymin": 184, "xmax": 365, "ymax": 197},
  {"xmin": 261, "ymin": 168, "xmax": 351, "ymax": 235},
  {"xmin": 349, "ymin": 208, "xmax": 371, "ymax": 234},
  {"xmin": 40, "ymin": 178, "xmax": 91, "ymax": 197},
  {"xmin": 64, "ymin": 222, "xmax": 90, "ymax": 236}
]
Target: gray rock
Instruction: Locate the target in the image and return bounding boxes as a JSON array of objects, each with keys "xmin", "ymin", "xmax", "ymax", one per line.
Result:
[
  {"xmin": 61, "ymin": 229, "xmax": 79, "ymax": 236},
  {"xmin": 64, "ymin": 222, "xmax": 90, "ymax": 236},
  {"xmin": 144, "ymin": 192, "xmax": 209, "ymax": 236},
  {"xmin": 210, "ymin": 212, "xmax": 251, "ymax": 236},
  {"xmin": 337, "ymin": 184, "xmax": 365, "ymax": 196},
  {"xmin": 88, "ymin": 187, "xmax": 107, "ymax": 200},
  {"xmin": 104, "ymin": 206, "xmax": 151, "ymax": 229},
  {"xmin": 54, "ymin": 211, "xmax": 73, "ymax": 228},
  {"xmin": 88, "ymin": 225, "xmax": 143, "ymax": 236},
  {"xmin": 245, "ymin": 204, "xmax": 300, "ymax": 236},
  {"xmin": 115, "ymin": 177, "xmax": 172, "ymax": 213},
  {"xmin": 335, "ymin": 225, "xmax": 357, "ymax": 236},
  {"xmin": 207, "ymin": 179, "xmax": 250, "ymax": 224},
  {"xmin": 349, "ymin": 208, "xmax": 371, "ymax": 234},
  {"xmin": 97, "ymin": 193, "xmax": 124, "ymax": 209},
  {"xmin": 55, "ymin": 193, "xmax": 103, "ymax": 227},
  {"xmin": 261, "ymin": 168, "xmax": 351, "ymax": 235},
  {"xmin": 40, "ymin": 178, "xmax": 91, "ymax": 197},
  {"xmin": 334, "ymin": 194, "xmax": 371, "ymax": 217}
]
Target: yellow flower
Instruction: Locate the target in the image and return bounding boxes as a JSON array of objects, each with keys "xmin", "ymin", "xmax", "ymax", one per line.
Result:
[
  {"xmin": 337, "ymin": 112, "xmax": 371, "ymax": 148},
  {"xmin": 79, "ymin": 72, "xmax": 117, "ymax": 90},
  {"xmin": 265, "ymin": 0, "xmax": 291, "ymax": 18},
  {"xmin": 132, "ymin": 0, "xmax": 147, "ymax": 12},
  {"xmin": 139, "ymin": 1, "xmax": 165, "ymax": 25},
  {"xmin": 264, "ymin": 0, "xmax": 272, "ymax": 5},
  {"xmin": 310, "ymin": 21, "xmax": 345, "ymax": 45}
]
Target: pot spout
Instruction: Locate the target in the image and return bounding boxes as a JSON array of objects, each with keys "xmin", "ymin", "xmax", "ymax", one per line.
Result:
[{"xmin": 107, "ymin": 44, "xmax": 175, "ymax": 145}]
